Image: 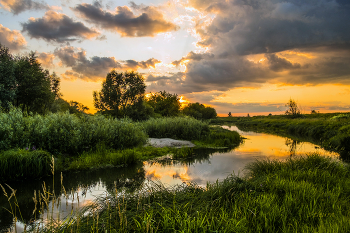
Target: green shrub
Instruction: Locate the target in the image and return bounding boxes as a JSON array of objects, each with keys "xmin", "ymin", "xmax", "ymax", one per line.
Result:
[
  {"xmin": 0, "ymin": 149, "xmax": 52, "ymax": 181},
  {"xmin": 141, "ymin": 117, "xmax": 210, "ymax": 140},
  {"xmin": 0, "ymin": 107, "xmax": 148, "ymax": 154}
]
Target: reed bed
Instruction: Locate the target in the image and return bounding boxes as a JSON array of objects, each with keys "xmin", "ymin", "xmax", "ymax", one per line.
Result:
[
  {"xmin": 0, "ymin": 107, "xmax": 147, "ymax": 154},
  {"xmin": 28, "ymin": 153, "xmax": 350, "ymax": 233},
  {"xmin": 141, "ymin": 117, "xmax": 210, "ymax": 140},
  {"xmin": 0, "ymin": 149, "xmax": 52, "ymax": 181}
]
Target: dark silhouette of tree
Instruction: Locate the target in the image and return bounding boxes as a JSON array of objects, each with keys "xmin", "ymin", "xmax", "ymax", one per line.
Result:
[
  {"xmin": 0, "ymin": 44, "xmax": 16, "ymax": 111},
  {"xmin": 93, "ymin": 70, "xmax": 146, "ymax": 118},
  {"xmin": 228, "ymin": 112, "xmax": 232, "ymax": 117},
  {"xmin": 182, "ymin": 102, "xmax": 217, "ymax": 120},
  {"xmin": 146, "ymin": 91, "xmax": 181, "ymax": 117},
  {"xmin": 0, "ymin": 44, "xmax": 61, "ymax": 114},
  {"xmin": 285, "ymin": 98, "xmax": 301, "ymax": 117}
]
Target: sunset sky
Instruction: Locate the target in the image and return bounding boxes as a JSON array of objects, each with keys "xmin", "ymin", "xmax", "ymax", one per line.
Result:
[{"xmin": 1, "ymin": 0, "xmax": 350, "ymax": 116}]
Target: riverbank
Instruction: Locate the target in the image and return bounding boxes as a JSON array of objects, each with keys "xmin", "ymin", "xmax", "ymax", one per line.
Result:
[
  {"xmin": 0, "ymin": 124, "xmax": 242, "ymax": 182},
  {"xmin": 35, "ymin": 153, "xmax": 350, "ymax": 232},
  {"xmin": 211, "ymin": 113, "xmax": 350, "ymax": 159}
]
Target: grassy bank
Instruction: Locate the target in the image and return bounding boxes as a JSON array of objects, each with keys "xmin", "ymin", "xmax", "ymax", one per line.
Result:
[
  {"xmin": 31, "ymin": 153, "xmax": 350, "ymax": 232},
  {"xmin": 212, "ymin": 113, "xmax": 350, "ymax": 158}
]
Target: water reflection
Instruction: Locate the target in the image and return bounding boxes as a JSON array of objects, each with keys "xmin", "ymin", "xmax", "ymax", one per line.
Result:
[
  {"xmin": 1, "ymin": 125, "xmax": 339, "ymax": 232},
  {"xmin": 0, "ymin": 163, "xmax": 145, "ymax": 232}
]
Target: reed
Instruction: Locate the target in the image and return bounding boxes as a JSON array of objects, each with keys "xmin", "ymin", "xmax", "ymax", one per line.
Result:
[
  {"xmin": 34, "ymin": 153, "xmax": 350, "ymax": 233},
  {"xmin": 0, "ymin": 149, "xmax": 52, "ymax": 181},
  {"xmin": 141, "ymin": 117, "xmax": 210, "ymax": 140}
]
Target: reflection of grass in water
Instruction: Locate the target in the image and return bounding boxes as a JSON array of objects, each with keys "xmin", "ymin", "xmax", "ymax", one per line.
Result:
[{"xmin": 13, "ymin": 153, "xmax": 350, "ymax": 232}]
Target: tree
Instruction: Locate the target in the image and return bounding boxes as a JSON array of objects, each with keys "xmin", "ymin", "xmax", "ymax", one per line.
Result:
[
  {"xmin": 285, "ymin": 98, "xmax": 301, "ymax": 117},
  {"xmin": 146, "ymin": 91, "xmax": 181, "ymax": 117},
  {"xmin": 182, "ymin": 102, "xmax": 217, "ymax": 120},
  {"xmin": 93, "ymin": 71, "xmax": 146, "ymax": 117},
  {"xmin": 13, "ymin": 52, "xmax": 57, "ymax": 114},
  {"xmin": 0, "ymin": 44, "xmax": 16, "ymax": 110},
  {"xmin": 228, "ymin": 112, "xmax": 232, "ymax": 117}
]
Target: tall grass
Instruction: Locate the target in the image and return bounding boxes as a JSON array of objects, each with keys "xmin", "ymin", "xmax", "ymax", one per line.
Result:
[
  {"xmin": 0, "ymin": 107, "xmax": 147, "ymax": 154},
  {"xmin": 0, "ymin": 149, "xmax": 52, "ymax": 181},
  {"xmin": 141, "ymin": 117, "xmax": 210, "ymax": 140},
  {"xmin": 35, "ymin": 153, "xmax": 350, "ymax": 232}
]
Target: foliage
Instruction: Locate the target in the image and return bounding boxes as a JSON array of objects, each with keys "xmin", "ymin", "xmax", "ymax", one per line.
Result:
[
  {"xmin": 0, "ymin": 149, "xmax": 52, "ymax": 181},
  {"xmin": 141, "ymin": 117, "xmax": 211, "ymax": 140},
  {"xmin": 146, "ymin": 90, "xmax": 181, "ymax": 117},
  {"xmin": 285, "ymin": 98, "xmax": 301, "ymax": 117},
  {"xmin": 228, "ymin": 112, "xmax": 232, "ymax": 117},
  {"xmin": 0, "ymin": 106, "xmax": 147, "ymax": 154},
  {"xmin": 41, "ymin": 154, "xmax": 350, "ymax": 232},
  {"xmin": 93, "ymin": 70, "xmax": 146, "ymax": 118},
  {"xmin": 0, "ymin": 44, "xmax": 16, "ymax": 111},
  {"xmin": 193, "ymin": 126, "xmax": 242, "ymax": 148},
  {"xmin": 182, "ymin": 102, "xmax": 217, "ymax": 120},
  {"xmin": 0, "ymin": 44, "xmax": 60, "ymax": 114}
]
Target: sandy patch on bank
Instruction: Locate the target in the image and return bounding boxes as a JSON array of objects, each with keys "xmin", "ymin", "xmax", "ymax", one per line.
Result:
[{"xmin": 146, "ymin": 138, "xmax": 195, "ymax": 148}]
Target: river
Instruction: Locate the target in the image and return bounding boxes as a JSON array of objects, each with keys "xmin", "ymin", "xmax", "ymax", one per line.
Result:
[{"xmin": 0, "ymin": 125, "xmax": 339, "ymax": 232}]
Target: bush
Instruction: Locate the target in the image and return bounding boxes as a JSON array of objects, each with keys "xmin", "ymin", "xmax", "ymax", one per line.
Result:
[
  {"xmin": 0, "ymin": 107, "xmax": 148, "ymax": 154},
  {"xmin": 141, "ymin": 117, "xmax": 210, "ymax": 140}
]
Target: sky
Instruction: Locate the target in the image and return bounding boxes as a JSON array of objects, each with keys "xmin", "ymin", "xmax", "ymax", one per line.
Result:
[{"xmin": 1, "ymin": 0, "xmax": 350, "ymax": 116}]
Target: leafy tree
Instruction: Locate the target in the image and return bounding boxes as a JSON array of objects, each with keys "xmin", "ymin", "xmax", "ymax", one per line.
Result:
[
  {"xmin": 146, "ymin": 91, "xmax": 181, "ymax": 117},
  {"xmin": 182, "ymin": 102, "xmax": 217, "ymax": 120},
  {"xmin": 93, "ymin": 71, "xmax": 146, "ymax": 118},
  {"xmin": 311, "ymin": 109, "xmax": 319, "ymax": 114},
  {"xmin": 13, "ymin": 52, "xmax": 57, "ymax": 114},
  {"xmin": 228, "ymin": 112, "xmax": 232, "ymax": 117},
  {"xmin": 124, "ymin": 99, "xmax": 154, "ymax": 121},
  {"xmin": 285, "ymin": 98, "xmax": 301, "ymax": 117},
  {"xmin": 0, "ymin": 44, "xmax": 16, "ymax": 110}
]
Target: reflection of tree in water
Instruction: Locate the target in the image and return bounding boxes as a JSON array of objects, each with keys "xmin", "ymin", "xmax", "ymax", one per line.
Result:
[
  {"xmin": 147, "ymin": 148, "xmax": 232, "ymax": 167},
  {"xmin": 285, "ymin": 138, "xmax": 302, "ymax": 156},
  {"xmin": 0, "ymin": 162, "xmax": 145, "ymax": 232}
]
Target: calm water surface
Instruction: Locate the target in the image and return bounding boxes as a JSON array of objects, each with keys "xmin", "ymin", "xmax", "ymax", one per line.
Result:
[{"xmin": 0, "ymin": 125, "xmax": 339, "ymax": 232}]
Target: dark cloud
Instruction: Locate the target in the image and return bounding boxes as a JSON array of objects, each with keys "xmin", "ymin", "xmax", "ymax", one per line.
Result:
[
  {"xmin": 171, "ymin": 51, "xmax": 214, "ymax": 67},
  {"xmin": 55, "ymin": 46, "xmax": 161, "ymax": 81},
  {"xmin": 265, "ymin": 54, "xmax": 301, "ymax": 72},
  {"xmin": 0, "ymin": 24, "xmax": 26, "ymax": 51},
  {"xmin": 22, "ymin": 11, "xmax": 100, "ymax": 43},
  {"xmin": 211, "ymin": 102, "xmax": 285, "ymax": 114},
  {"xmin": 73, "ymin": 2, "xmax": 179, "ymax": 37},
  {"xmin": 0, "ymin": 0, "xmax": 49, "ymax": 14}
]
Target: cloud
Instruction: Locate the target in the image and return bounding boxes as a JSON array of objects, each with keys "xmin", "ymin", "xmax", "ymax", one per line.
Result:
[
  {"xmin": 22, "ymin": 10, "xmax": 100, "ymax": 42},
  {"xmin": 0, "ymin": 0, "xmax": 49, "ymax": 14},
  {"xmin": 73, "ymin": 2, "xmax": 179, "ymax": 37},
  {"xmin": 54, "ymin": 46, "xmax": 161, "ymax": 81},
  {"xmin": 0, "ymin": 24, "xmax": 26, "ymax": 51},
  {"xmin": 171, "ymin": 51, "xmax": 215, "ymax": 67},
  {"xmin": 265, "ymin": 54, "xmax": 301, "ymax": 72},
  {"xmin": 36, "ymin": 52, "xmax": 55, "ymax": 67}
]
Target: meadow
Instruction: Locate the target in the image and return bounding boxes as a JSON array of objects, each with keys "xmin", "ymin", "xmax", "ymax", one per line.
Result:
[
  {"xmin": 13, "ymin": 153, "xmax": 350, "ymax": 232},
  {"xmin": 212, "ymin": 113, "xmax": 350, "ymax": 159}
]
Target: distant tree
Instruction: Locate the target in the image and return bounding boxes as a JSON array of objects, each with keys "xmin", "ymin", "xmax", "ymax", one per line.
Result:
[
  {"xmin": 146, "ymin": 91, "xmax": 181, "ymax": 117},
  {"xmin": 268, "ymin": 113, "xmax": 272, "ymax": 116},
  {"xmin": 93, "ymin": 71, "xmax": 146, "ymax": 118},
  {"xmin": 228, "ymin": 112, "xmax": 232, "ymax": 117},
  {"xmin": 285, "ymin": 98, "xmax": 301, "ymax": 117},
  {"xmin": 0, "ymin": 44, "xmax": 16, "ymax": 111},
  {"xmin": 182, "ymin": 102, "xmax": 217, "ymax": 120},
  {"xmin": 247, "ymin": 113, "xmax": 250, "ymax": 117},
  {"xmin": 311, "ymin": 109, "xmax": 319, "ymax": 114}
]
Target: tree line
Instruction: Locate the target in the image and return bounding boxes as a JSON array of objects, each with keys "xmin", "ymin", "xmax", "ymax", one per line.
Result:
[{"xmin": 0, "ymin": 44, "xmax": 217, "ymax": 120}]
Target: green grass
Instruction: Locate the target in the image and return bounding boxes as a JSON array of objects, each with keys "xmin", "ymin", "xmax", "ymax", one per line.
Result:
[
  {"xmin": 35, "ymin": 153, "xmax": 350, "ymax": 232},
  {"xmin": 141, "ymin": 116, "xmax": 211, "ymax": 140},
  {"xmin": 0, "ymin": 149, "xmax": 53, "ymax": 181},
  {"xmin": 193, "ymin": 126, "xmax": 242, "ymax": 148}
]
